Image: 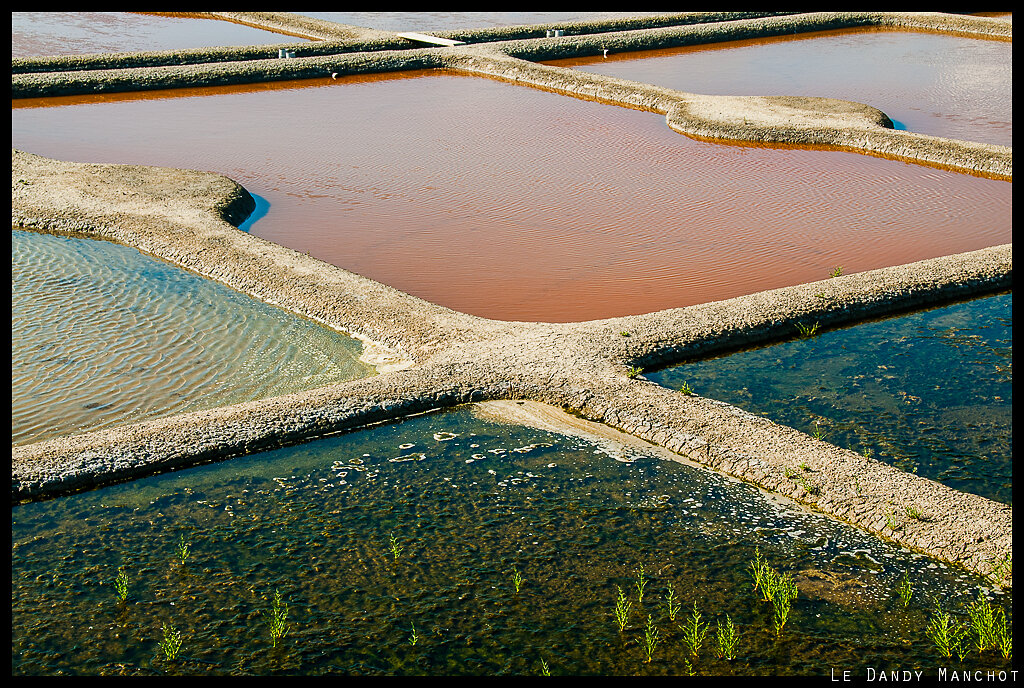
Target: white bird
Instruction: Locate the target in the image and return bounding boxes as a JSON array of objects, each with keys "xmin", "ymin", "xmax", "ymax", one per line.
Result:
[
  {"xmin": 331, "ymin": 72, "xmax": 338, "ymax": 80},
  {"xmin": 603, "ymin": 48, "xmax": 608, "ymax": 58}
]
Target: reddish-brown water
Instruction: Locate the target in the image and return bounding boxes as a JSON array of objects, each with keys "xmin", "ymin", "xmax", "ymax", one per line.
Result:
[
  {"xmin": 12, "ymin": 72, "xmax": 1011, "ymax": 323},
  {"xmin": 11, "ymin": 12, "xmax": 311, "ymax": 59},
  {"xmin": 549, "ymin": 28, "xmax": 1013, "ymax": 148}
]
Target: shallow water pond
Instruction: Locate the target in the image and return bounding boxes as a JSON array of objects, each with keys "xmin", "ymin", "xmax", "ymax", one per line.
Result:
[
  {"xmin": 649, "ymin": 292, "xmax": 1012, "ymax": 505},
  {"xmin": 11, "ymin": 405, "xmax": 1011, "ymax": 676},
  {"xmin": 10, "ymin": 73, "xmax": 1011, "ymax": 322},
  {"xmin": 11, "ymin": 12, "xmax": 310, "ymax": 59},
  {"xmin": 552, "ymin": 28, "xmax": 1012, "ymax": 147},
  {"xmin": 11, "ymin": 229, "xmax": 373, "ymax": 446}
]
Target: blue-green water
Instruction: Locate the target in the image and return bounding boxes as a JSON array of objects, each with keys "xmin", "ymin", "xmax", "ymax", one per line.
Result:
[
  {"xmin": 649, "ymin": 293, "xmax": 1012, "ymax": 505},
  {"xmin": 12, "ymin": 229, "xmax": 373, "ymax": 445},
  {"xmin": 11, "ymin": 405, "xmax": 1011, "ymax": 676}
]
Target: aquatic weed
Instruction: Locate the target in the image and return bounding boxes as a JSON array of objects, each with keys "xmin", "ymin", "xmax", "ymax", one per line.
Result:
[
  {"xmin": 665, "ymin": 582, "xmax": 681, "ymax": 622},
  {"xmin": 715, "ymin": 614, "xmax": 738, "ymax": 660},
  {"xmin": 388, "ymin": 533, "xmax": 404, "ymax": 561},
  {"xmin": 264, "ymin": 589, "xmax": 290, "ymax": 648},
  {"xmin": 640, "ymin": 614, "xmax": 660, "ymax": 663},
  {"xmin": 613, "ymin": 585, "xmax": 631, "ymax": 632},
  {"xmin": 747, "ymin": 546, "xmax": 768, "ymax": 594},
  {"xmin": 113, "ymin": 564, "xmax": 130, "ymax": 603},
  {"xmin": 511, "ymin": 565, "xmax": 524, "ymax": 594},
  {"xmin": 158, "ymin": 623, "xmax": 183, "ymax": 661},
  {"xmin": 634, "ymin": 563, "xmax": 648, "ymax": 604},
  {"xmin": 680, "ymin": 601, "xmax": 708, "ymax": 657},
  {"xmin": 968, "ymin": 592, "xmax": 999, "ymax": 653},
  {"xmin": 175, "ymin": 533, "xmax": 190, "ymax": 565},
  {"xmin": 926, "ymin": 599, "xmax": 968, "ymax": 659},
  {"xmin": 795, "ymin": 321, "xmax": 821, "ymax": 338},
  {"xmin": 897, "ymin": 571, "xmax": 913, "ymax": 607}
]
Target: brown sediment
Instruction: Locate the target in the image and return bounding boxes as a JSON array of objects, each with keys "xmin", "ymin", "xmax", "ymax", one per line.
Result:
[
  {"xmin": 10, "ymin": 147, "xmax": 1011, "ymax": 583},
  {"xmin": 10, "ymin": 12, "xmax": 1012, "ymax": 177},
  {"xmin": 9, "ymin": 12, "xmax": 1013, "ymax": 581}
]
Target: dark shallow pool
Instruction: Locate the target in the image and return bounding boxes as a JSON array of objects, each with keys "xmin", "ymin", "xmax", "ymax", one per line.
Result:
[
  {"xmin": 11, "ymin": 405, "xmax": 1011, "ymax": 676},
  {"xmin": 649, "ymin": 293, "xmax": 1012, "ymax": 505},
  {"xmin": 12, "ymin": 229, "xmax": 373, "ymax": 446}
]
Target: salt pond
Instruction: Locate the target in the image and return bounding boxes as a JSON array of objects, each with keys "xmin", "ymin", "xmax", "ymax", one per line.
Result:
[
  {"xmin": 11, "ymin": 74, "xmax": 1011, "ymax": 322},
  {"xmin": 12, "ymin": 229, "xmax": 373, "ymax": 446},
  {"xmin": 11, "ymin": 12, "xmax": 309, "ymax": 60},
  {"xmin": 649, "ymin": 292, "xmax": 1013, "ymax": 505},
  {"xmin": 10, "ymin": 404, "xmax": 1011, "ymax": 675},
  {"xmin": 552, "ymin": 28, "xmax": 1013, "ymax": 147}
]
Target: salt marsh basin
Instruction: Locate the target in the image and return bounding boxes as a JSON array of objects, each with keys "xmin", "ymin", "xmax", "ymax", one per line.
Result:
[{"xmin": 10, "ymin": 11, "xmax": 1014, "ymax": 676}]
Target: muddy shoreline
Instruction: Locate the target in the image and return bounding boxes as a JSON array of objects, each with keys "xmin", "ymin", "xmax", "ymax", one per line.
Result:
[{"xmin": 10, "ymin": 12, "xmax": 1013, "ymax": 581}]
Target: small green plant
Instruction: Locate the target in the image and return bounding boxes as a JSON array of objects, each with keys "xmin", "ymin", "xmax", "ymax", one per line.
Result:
[
  {"xmin": 640, "ymin": 614, "xmax": 660, "ymax": 664},
  {"xmin": 811, "ymin": 420, "xmax": 827, "ymax": 441},
  {"xmin": 540, "ymin": 657, "xmax": 551, "ymax": 676},
  {"xmin": 993, "ymin": 607, "xmax": 1012, "ymax": 659},
  {"xmin": 634, "ymin": 563, "xmax": 648, "ymax": 604},
  {"xmin": 795, "ymin": 321, "xmax": 821, "ymax": 338},
  {"xmin": 665, "ymin": 582, "xmax": 681, "ymax": 622},
  {"xmin": 748, "ymin": 546, "xmax": 767, "ymax": 594},
  {"xmin": 968, "ymin": 592, "xmax": 999, "ymax": 653},
  {"xmin": 754, "ymin": 558, "xmax": 799, "ymax": 634},
  {"xmin": 175, "ymin": 534, "xmax": 190, "ymax": 565},
  {"xmin": 678, "ymin": 381, "xmax": 694, "ymax": 396},
  {"xmin": 905, "ymin": 505, "xmax": 924, "ymax": 521},
  {"xmin": 409, "ymin": 622, "xmax": 419, "ymax": 646},
  {"xmin": 799, "ymin": 461, "xmax": 810, "ymax": 471},
  {"xmin": 158, "ymin": 623, "xmax": 183, "ymax": 661},
  {"xmin": 796, "ymin": 476, "xmax": 820, "ymax": 495},
  {"xmin": 619, "ymin": 331, "xmax": 631, "ymax": 337},
  {"xmin": 897, "ymin": 571, "xmax": 913, "ymax": 607},
  {"xmin": 264, "ymin": 589, "xmax": 290, "ymax": 648},
  {"xmin": 114, "ymin": 565, "xmax": 130, "ymax": 603},
  {"xmin": 680, "ymin": 601, "xmax": 708, "ymax": 657},
  {"xmin": 830, "ymin": 266, "xmax": 844, "ymax": 278},
  {"xmin": 926, "ymin": 600, "xmax": 968, "ymax": 659},
  {"xmin": 388, "ymin": 533, "xmax": 404, "ymax": 560},
  {"xmin": 715, "ymin": 614, "xmax": 738, "ymax": 660},
  {"xmin": 766, "ymin": 571, "xmax": 798, "ymax": 634},
  {"xmin": 988, "ymin": 554, "xmax": 1012, "ymax": 586},
  {"xmin": 885, "ymin": 510, "xmax": 899, "ymax": 532},
  {"xmin": 626, "ymin": 366, "xmax": 644, "ymax": 379},
  {"xmin": 511, "ymin": 566, "xmax": 523, "ymax": 594},
  {"xmin": 613, "ymin": 585, "xmax": 631, "ymax": 632}
]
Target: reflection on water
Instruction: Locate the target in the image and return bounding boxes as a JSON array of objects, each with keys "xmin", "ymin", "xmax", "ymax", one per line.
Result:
[
  {"xmin": 10, "ymin": 73, "xmax": 1011, "ymax": 322},
  {"xmin": 11, "ymin": 405, "xmax": 1010, "ymax": 675},
  {"xmin": 11, "ymin": 230, "xmax": 373, "ymax": 446},
  {"xmin": 551, "ymin": 28, "xmax": 1013, "ymax": 147},
  {"xmin": 11, "ymin": 12, "xmax": 311, "ymax": 59},
  {"xmin": 649, "ymin": 293, "xmax": 1013, "ymax": 504}
]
